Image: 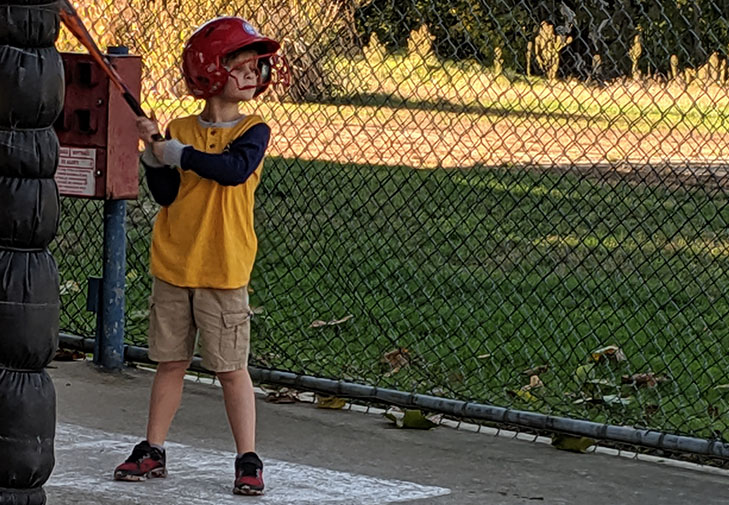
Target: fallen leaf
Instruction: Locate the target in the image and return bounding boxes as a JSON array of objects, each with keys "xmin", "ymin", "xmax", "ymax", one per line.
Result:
[
  {"xmin": 264, "ymin": 387, "xmax": 300, "ymax": 404},
  {"xmin": 574, "ymin": 363, "xmax": 596, "ymax": 384},
  {"xmin": 310, "ymin": 315, "xmax": 354, "ymax": 328},
  {"xmin": 573, "ymin": 397, "xmax": 601, "ymax": 405},
  {"xmin": 384, "ymin": 409, "xmax": 438, "ymax": 429},
  {"xmin": 590, "ymin": 345, "xmax": 627, "ymax": 363},
  {"xmin": 477, "ymin": 353, "xmax": 492, "ymax": 359},
  {"xmin": 59, "ymin": 280, "xmax": 80, "ymax": 296},
  {"xmin": 644, "ymin": 404, "xmax": 660, "ymax": 417},
  {"xmin": 551, "ymin": 434, "xmax": 595, "ymax": 453},
  {"xmin": 708, "ymin": 405, "xmax": 720, "ymax": 419},
  {"xmin": 252, "ymin": 352, "xmax": 281, "ymax": 368},
  {"xmin": 426, "ymin": 413, "xmax": 444, "ymax": 424},
  {"xmin": 529, "ymin": 374, "xmax": 544, "ymax": 388},
  {"xmin": 249, "ymin": 306, "xmax": 265, "ymax": 315},
  {"xmin": 520, "ymin": 375, "xmax": 544, "ymax": 392},
  {"xmin": 382, "ymin": 347, "xmax": 410, "ymax": 375},
  {"xmin": 522, "ymin": 364, "xmax": 549, "ymax": 376},
  {"xmin": 54, "ymin": 349, "xmax": 85, "ymax": 361},
  {"xmin": 621, "ymin": 372, "xmax": 669, "ymax": 388},
  {"xmin": 507, "ymin": 388, "xmax": 538, "ymax": 402},
  {"xmin": 315, "ymin": 394, "xmax": 347, "ymax": 409}
]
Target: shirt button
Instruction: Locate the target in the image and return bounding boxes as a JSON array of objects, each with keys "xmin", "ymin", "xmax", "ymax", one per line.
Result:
[
  {"xmin": 209, "ymin": 144, "xmax": 216, "ymax": 148},
  {"xmin": 210, "ymin": 130, "xmax": 217, "ymax": 135}
]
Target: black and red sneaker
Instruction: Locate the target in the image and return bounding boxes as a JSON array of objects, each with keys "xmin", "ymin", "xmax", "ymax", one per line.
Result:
[
  {"xmin": 113, "ymin": 440, "xmax": 167, "ymax": 481},
  {"xmin": 233, "ymin": 452, "xmax": 264, "ymax": 495}
]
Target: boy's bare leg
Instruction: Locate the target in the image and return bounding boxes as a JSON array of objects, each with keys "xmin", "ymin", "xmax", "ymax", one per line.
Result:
[
  {"xmin": 218, "ymin": 368, "xmax": 256, "ymax": 454},
  {"xmin": 146, "ymin": 360, "xmax": 191, "ymax": 445}
]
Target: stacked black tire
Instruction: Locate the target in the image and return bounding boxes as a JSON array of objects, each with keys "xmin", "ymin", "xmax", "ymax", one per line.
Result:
[{"xmin": 0, "ymin": 1, "xmax": 62, "ymax": 504}]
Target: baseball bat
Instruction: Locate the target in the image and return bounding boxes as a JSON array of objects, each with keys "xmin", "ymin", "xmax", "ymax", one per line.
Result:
[{"xmin": 58, "ymin": 0, "xmax": 164, "ymax": 141}]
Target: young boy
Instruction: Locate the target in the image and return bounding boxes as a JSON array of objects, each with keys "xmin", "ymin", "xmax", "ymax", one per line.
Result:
[{"xmin": 112, "ymin": 17, "xmax": 289, "ymax": 496}]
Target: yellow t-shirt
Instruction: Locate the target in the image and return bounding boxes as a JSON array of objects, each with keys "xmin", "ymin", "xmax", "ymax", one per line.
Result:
[{"xmin": 150, "ymin": 114, "xmax": 264, "ymax": 289}]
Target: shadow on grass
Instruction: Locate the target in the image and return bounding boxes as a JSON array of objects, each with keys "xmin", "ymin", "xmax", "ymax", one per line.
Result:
[{"xmin": 308, "ymin": 91, "xmax": 597, "ymax": 123}]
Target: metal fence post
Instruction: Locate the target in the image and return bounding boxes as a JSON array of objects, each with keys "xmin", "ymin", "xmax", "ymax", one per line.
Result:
[
  {"xmin": 94, "ymin": 45, "xmax": 129, "ymax": 370},
  {"xmin": 96, "ymin": 199, "xmax": 126, "ymax": 370}
]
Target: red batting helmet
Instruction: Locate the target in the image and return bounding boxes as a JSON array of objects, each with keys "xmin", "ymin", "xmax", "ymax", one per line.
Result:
[{"xmin": 182, "ymin": 17, "xmax": 290, "ymax": 99}]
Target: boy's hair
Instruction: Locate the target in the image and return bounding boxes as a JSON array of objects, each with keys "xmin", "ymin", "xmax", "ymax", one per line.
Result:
[{"xmin": 222, "ymin": 43, "xmax": 268, "ymax": 66}]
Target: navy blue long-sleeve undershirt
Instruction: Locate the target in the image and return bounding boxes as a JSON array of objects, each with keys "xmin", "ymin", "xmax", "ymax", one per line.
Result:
[{"xmin": 142, "ymin": 123, "xmax": 271, "ymax": 207}]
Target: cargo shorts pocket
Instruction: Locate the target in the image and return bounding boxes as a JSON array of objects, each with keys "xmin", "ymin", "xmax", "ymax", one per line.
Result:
[{"xmin": 221, "ymin": 311, "xmax": 251, "ymax": 353}]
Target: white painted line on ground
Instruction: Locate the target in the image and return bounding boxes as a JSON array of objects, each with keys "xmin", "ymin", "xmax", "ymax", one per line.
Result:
[{"xmin": 48, "ymin": 423, "xmax": 450, "ymax": 505}]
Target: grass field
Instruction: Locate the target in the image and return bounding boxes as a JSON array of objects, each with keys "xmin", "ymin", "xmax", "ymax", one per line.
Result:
[
  {"xmin": 147, "ymin": 58, "xmax": 729, "ymax": 172},
  {"xmin": 54, "ymin": 152, "xmax": 729, "ymax": 440},
  {"xmin": 49, "ymin": 49, "xmax": 729, "ymax": 442}
]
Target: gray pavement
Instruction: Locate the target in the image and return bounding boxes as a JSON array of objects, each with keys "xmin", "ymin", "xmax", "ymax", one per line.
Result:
[{"xmin": 46, "ymin": 360, "xmax": 729, "ymax": 505}]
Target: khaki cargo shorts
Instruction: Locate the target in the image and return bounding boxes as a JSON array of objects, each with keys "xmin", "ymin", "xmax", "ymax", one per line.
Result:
[{"xmin": 148, "ymin": 277, "xmax": 252, "ymax": 372}]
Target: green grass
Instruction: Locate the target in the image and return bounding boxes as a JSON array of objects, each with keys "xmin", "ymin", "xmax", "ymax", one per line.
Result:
[
  {"xmin": 53, "ymin": 156, "xmax": 729, "ymax": 441},
  {"xmin": 249, "ymin": 156, "xmax": 729, "ymax": 439},
  {"xmin": 327, "ymin": 51, "xmax": 729, "ymax": 135}
]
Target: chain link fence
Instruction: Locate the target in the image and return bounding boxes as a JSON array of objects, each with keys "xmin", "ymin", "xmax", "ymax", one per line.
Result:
[{"xmin": 52, "ymin": 0, "xmax": 729, "ymax": 446}]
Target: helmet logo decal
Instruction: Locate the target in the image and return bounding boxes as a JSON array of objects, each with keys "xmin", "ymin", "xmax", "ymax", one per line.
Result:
[{"xmin": 242, "ymin": 22, "xmax": 258, "ymax": 35}]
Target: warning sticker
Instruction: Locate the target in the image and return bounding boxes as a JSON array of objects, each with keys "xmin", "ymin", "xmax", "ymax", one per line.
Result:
[{"xmin": 56, "ymin": 147, "xmax": 97, "ymax": 197}]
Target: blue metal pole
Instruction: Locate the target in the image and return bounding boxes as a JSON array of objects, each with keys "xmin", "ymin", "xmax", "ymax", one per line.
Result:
[
  {"xmin": 95, "ymin": 45, "xmax": 129, "ymax": 370},
  {"xmin": 97, "ymin": 199, "xmax": 126, "ymax": 370}
]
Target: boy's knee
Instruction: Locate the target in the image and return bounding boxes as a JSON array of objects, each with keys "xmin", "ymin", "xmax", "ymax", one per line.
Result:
[
  {"xmin": 217, "ymin": 368, "xmax": 249, "ymax": 383},
  {"xmin": 157, "ymin": 360, "xmax": 190, "ymax": 374}
]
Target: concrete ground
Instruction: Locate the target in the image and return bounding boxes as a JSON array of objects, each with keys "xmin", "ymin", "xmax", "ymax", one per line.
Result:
[{"xmin": 45, "ymin": 360, "xmax": 729, "ymax": 505}]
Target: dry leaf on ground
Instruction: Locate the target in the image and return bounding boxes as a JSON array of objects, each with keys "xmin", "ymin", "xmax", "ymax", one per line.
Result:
[
  {"xmin": 621, "ymin": 372, "xmax": 669, "ymax": 388},
  {"xmin": 522, "ymin": 364, "xmax": 549, "ymax": 376},
  {"xmin": 644, "ymin": 404, "xmax": 660, "ymax": 417},
  {"xmin": 54, "ymin": 349, "xmax": 86, "ymax": 361},
  {"xmin": 551, "ymin": 434, "xmax": 595, "ymax": 453},
  {"xmin": 263, "ymin": 387, "xmax": 300, "ymax": 404},
  {"xmin": 315, "ymin": 394, "xmax": 347, "ymax": 409},
  {"xmin": 507, "ymin": 388, "xmax": 538, "ymax": 402},
  {"xmin": 382, "ymin": 347, "xmax": 410, "ymax": 376},
  {"xmin": 59, "ymin": 280, "xmax": 80, "ymax": 295},
  {"xmin": 708, "ymin": 405, "xmax": 720, "ymax": 419},
  {"xmin": 384, "ymin": 409, "xmax": 438, "ymax": 429},
  {"xmin": 590, "ymin": 345, "xmax": 627, "ymax": 363},
  {"xmin": 310, "ymin": 314, "xmax": 354, "ymax": 328},
  {"xmin": 520, "ymin": 375, "xmax": 544, "ymax": 392}
]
